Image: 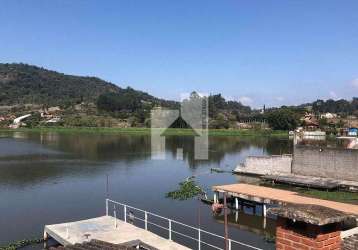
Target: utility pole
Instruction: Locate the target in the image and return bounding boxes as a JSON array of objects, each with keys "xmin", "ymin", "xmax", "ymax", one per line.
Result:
[
  {"xmin": 197, "ymin": 195, "xmax": 201, "ymax": 227},
  {"xmin": 106, "ymin": 174, "xmax": 109, "ymax": 198},
  {"xmin": 224, "ymin": 192, "xmax": 229, "ymax": 250}
]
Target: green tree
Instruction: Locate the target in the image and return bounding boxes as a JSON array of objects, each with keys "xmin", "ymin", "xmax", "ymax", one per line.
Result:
[
  {"xmin": 25, "ymin": 113, "xmax": 41, "ymax": 128},
  {"xmin": 267, "ymin": 109, "xmax": 298, "ymax": 130}
]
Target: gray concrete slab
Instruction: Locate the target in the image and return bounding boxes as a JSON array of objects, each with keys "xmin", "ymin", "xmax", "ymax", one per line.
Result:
[{"xmin": 44, "ymin": 216, "xmax": 190, "ymax": 250}]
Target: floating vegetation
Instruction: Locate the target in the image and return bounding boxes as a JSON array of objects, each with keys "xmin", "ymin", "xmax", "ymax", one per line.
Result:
[
  {"xmin": 166, "ymin": 177, "xmax": 204, "ymax": 200},
  {"xmin": 0, "ymin": 238, "xmax": 44, "ymax": 250}
]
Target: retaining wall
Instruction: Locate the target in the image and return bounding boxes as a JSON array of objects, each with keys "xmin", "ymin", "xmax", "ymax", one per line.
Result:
[
  {"xmin": 292, "ymin": 146, "xmax": 358, "ymax": 181},
  {"xmin": 235, "ymin": 155, "xmax": 292, "ymax": 175}
]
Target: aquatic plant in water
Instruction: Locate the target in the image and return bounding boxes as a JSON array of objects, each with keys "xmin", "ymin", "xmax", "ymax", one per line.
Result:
[
  {"xmin": 166, "ymin": 177, "xmax": 204, "ymax": 200},
  {"xmin": 0, "ymin": 238, "xmax": 44, "ymax": 250}
]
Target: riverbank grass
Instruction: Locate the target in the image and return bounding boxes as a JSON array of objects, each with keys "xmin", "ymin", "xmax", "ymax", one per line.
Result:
[
  {"xmin": 261, "ymin": 183, "xmax": 358, "ymax": 204},
  {"xmin": 0, "ymin": 127, "xmax": 288, "ymax": 137}
]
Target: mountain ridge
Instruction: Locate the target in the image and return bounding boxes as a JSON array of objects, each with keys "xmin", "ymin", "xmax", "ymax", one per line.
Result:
[{"xmin": 0, "ymin": 63, "xmax": 170, "ymax": 107}]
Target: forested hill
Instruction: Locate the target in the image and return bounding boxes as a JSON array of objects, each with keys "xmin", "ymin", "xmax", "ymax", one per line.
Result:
[
  {"xmin": 0, "ymin": 63, "xmax": 174, "ymax": 108},
  {"xmin": 0, "ymin": 63, "xmax": 251, "ymax": 118}
]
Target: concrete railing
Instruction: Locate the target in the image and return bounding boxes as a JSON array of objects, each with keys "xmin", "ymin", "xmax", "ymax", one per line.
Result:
[{"xmin": 106, "ymin": 199, "xmax": 263, "ymax": 250}]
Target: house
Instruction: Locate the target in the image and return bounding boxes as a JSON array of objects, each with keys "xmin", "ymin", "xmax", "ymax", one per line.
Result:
[
  {"xmin": 302, "ymin": 113, "xmax": 319, "ymax": 130},
  {"xmin": 48, "ymin": 106, "xmax": 61, "ymax": 113},
  {"xmin": 348, "ymin": 127, "xmax": 358, "ymax": 137},
  {"xmin": 320, "ymin": 112, "xmax": 337, "ymax": 119},
  {"xmin": 45, "ymin": 117, "xmax": 61, "ymax": 123}
]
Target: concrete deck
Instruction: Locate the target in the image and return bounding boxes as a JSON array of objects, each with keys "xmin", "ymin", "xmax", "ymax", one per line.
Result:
[
  {"xmin": 212, "ymin": 183, "xmax": 358, "ymax": 216},
  {"xmin": 44, "ymin": 216, "xmax": 189, "ymax": 250}
]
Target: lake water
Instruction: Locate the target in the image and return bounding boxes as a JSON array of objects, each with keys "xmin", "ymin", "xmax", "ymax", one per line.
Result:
[{"xmin": 0, "ymin": 131, "xmax": 292, "ymax": 249}]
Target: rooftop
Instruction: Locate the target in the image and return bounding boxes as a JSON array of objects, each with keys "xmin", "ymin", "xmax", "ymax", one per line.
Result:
[
  {"xmin": 267, "ymin": 204, "xmax": 353, "ymax": 225},
  {"xmin": 212, "ymin": 183, "xmax": 358, "ymax": 215}
]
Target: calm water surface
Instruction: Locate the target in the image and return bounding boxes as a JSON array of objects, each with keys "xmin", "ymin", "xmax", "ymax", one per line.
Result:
[{"xmin": 0, "ymin": 132, "xmax": 292, "ymax": 249}]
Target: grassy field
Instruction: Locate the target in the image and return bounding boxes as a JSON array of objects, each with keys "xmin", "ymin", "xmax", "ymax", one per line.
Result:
[
  {"xmin": 261, "ymin": 183, "xmax": 358, "ymax": 204},
  {"xmin": 0, "ymin": 127, "xmax": 288, "ymax": 137},
  {"xmin": 300, "ymin": 189, "xmax": 358, "ymax": 204}
]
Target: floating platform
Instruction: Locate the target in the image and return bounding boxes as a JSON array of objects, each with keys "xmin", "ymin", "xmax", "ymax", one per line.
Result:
[
  {"xmin": 212, "ymin": 183, "xmax": 358, "ymax": 216},
  {"xmin": 44, "ymin": 216, "xmax": 189, "ymax": 250}
]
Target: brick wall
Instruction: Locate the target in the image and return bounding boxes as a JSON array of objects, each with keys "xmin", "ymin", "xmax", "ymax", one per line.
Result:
[
  {"xmin": 292, "ymin": 146, "xmax": 358, "ymax": 181},
  {"xmin": 276, "ymin": 218, "xmax": 342, "ymax": 250}
]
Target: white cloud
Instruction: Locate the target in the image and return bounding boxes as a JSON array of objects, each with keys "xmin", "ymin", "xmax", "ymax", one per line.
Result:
[
  {"xmin": 329, "ymin": 91, "xmax": 338, "ymax": 99},
  {"xmin": 238, "ymin": 96, "xmax": 253, "ymax": 106},
  {"xmin": 224, "ymin": 95, "xmax": 235, "ymax": 101},
  {"xmin": 351, "ymin": 78, "xmax": 358, "ymax": 88},
  {"xmin": 275, "ymin": 96, "xmax": 285, "ymax": 102}
]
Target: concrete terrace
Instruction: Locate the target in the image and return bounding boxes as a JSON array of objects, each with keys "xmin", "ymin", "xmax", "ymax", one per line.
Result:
[
  {"xmin": 212, "ymin": 183, "xmax": 358, "ymax": 216},
  {"xmin": 44, "ymin": 216, "xmax": 189, "ymax": 250}
]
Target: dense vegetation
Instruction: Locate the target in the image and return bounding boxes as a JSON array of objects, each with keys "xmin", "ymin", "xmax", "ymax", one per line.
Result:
[
  {"xmin": 0, "ymin": 63, "xmax": 120, "ymax": 106},
  {"xmin": 0, "ymin": 63, "xmax": 357, "ymax": 131},
  {"xmin": 267, "ymin": 109, "xmax": 299, "ymax": 131},
  {"xmin": 96, "ymin": 88, "xmax": 178, "ymax": 122},
  {"xmin": 0, "ymin": 64, "xmax": 252, "ymax": 128},
  {"xmin": 310, "ymin": 99, "xmax": 358, "ymax": 116}
]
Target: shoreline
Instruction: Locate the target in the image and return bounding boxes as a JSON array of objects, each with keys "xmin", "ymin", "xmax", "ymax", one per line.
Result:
[{"xmin": 0, "ymin": 127, "xmax": 288, "ymax": 137}]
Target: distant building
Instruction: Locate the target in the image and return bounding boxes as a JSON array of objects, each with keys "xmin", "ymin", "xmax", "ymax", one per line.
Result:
[
  {"xmin": 45, "ymin": 117, "xmax": 61, "ymax": 123},
  {"xmin": 13, "ymin": 114, "xmax": 31, "ymax": 125},
  {"xmin": 320, "ymin": 113, "xmax": 337, "ymax": 119},
  {"xmin": 48, "ymin": 106, "xmax": 61, "ymax": 113},
  {"xmin": 9, "ymin": 114, "xmax": 31, "ymax": 129},
  {"xmin": 348, "ymin": 128, "xmax": 358, "ymax": 137},
  {"xmin": 302, "ymin": 113, "xmax": 319, "ymax": 130},
  {"xmin": 260, "ymin": 105, "xmax": 266, "ymax": 114}
]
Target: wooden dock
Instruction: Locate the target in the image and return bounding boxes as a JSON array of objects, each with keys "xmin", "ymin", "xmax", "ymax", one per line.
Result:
[
  {"xmin": 212, "ymin": 183, "xmax": 358, "ymax": 216},
  {"xmin": 44, "ymin": 216, "xmax": 189, "ymax": 250}
]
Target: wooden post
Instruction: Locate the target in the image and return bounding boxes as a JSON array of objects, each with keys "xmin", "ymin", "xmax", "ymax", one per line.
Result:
[
  {"xmin": 106, "ymin": 174, "xmax": 109, "ymax": 198},
  {"xmin": 224, "ymin": 192, "xmax": 229, "ymax": 250}
]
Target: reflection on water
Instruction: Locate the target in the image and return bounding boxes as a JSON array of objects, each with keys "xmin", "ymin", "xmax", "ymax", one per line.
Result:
[
  {"xmin": 214, "ymin": 211, "xmax": 276, "ymax": 239},
  {"xmin": 0, "ymin": 132, "xmax": 291, "ymax": 249}
]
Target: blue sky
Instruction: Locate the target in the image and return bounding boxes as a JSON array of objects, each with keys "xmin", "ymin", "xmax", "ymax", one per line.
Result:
[{"xmin": 1, "ymin": 0, "xmax": 358, "ymax": 107}]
